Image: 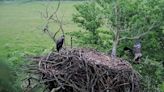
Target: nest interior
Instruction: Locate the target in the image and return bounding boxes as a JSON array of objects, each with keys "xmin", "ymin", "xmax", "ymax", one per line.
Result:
[{"xmin": 25, "ymin": 48, "xmax": 140, "ymax": 92}]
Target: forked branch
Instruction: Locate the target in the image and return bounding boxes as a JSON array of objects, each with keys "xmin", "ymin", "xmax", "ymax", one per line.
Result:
[{"xmin": 41, "ymin": 0, "xmax": 64, "ymax": 43}]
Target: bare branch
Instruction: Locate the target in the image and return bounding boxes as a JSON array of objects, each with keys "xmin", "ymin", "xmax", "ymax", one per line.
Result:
[
  {"xmin": 118, "ymin": 31, "xmax": 150, "ymax": 41},
  {"xmin": 48, "ymin": 0, "xmax": 61, "ymax": 21},
  {"xmin": 41, "ymin": 0, "xmax": 65, "ymax": 43},
  {"xmin": 118, "ymin": 21, "xmax": 159, "ymax": 41}
]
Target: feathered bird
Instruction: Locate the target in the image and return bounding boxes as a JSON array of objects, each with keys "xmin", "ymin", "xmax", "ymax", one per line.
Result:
[
  {"xmin": 133, "ymin": 40, "xmax": 142, "ymax": 63},
  {"xmin": 56, "ymin": 35, "xmax": 65, "ymax": 52},
  {"xmin": 123, "ymin": 40, "xmax": 142, "ymax": 63}
]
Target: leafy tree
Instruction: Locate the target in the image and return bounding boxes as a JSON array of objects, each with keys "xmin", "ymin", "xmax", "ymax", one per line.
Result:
[
  {"xmin": 72, "ymin": 2, "xmax": 103, "ymax": 44},
  {"xmin": 133, "ymin": 58, "xmax": 164, "ymax": 92},
  {"xmin": 96, "ymin": 0, "xmax": 164, "ymax": 60}
]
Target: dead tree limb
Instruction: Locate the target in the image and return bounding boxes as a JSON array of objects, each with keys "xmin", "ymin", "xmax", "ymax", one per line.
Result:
[{"xmin": 41, "ymin": 0, "xmax": 64, "ymax": 44}]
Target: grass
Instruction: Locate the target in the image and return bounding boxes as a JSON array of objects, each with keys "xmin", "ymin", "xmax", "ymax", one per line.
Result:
[
  {"xmin": 0, "ymin": 1, "xmax": 82, "ymax": 60},
  {"xmin": 0, "ymin": 2, "xmax": 84, "ymax": 91}
]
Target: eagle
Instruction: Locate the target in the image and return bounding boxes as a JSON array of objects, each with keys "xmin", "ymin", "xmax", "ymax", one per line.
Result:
[
  {"xmin": 133, "ymin": 40, "xmax": 142, "ymax": 62},
  {"xmin": 123, "ymin": 40, "xmax": 142, "ymax": 63},
  {"xmin": 56, "ymin": 35, "xmax": 65, "ymax": 52}
]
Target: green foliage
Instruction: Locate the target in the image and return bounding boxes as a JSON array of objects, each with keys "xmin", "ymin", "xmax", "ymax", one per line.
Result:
[
  {"xmin": 73, "ymin": 2, "xmax": 103, "ymax": 44},
  {"xmin": 133, "ymin": 58, "xmax": 164, "ymax": 92},
  {"xmin": 98, "ymin": 0, "xmax": 162, "ymax": 41},
  {"xmin": 71, "ymin": 1, "xmax": 114, "ymax": 52},
  {"xmin": 160, "ymin": 82, "xmax": 164, "ymax": 92},
  {"xmin": 96, "ymin": 28, "xmax": 113, "ymax": 49},
  {"xmin": 73, "ymin": 2, "xmax": 102, "ymax": 32},
  {"xmin": 67, "ymin": 27, "xmax": 113, "ymax": 52},
  {"xmin": 0, "ymin": 60, "xmax": 22, "ymax": 92}
]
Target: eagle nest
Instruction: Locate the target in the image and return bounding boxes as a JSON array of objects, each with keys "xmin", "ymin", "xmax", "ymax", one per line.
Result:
[{"xmin": 23, "ymin": 48, "xmax": 140, "ymax": 92}]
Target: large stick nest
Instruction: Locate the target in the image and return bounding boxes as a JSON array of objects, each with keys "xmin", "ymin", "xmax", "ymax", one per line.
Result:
[{"xmin": 24, "ymin": 48, "xmax": 140, "ymax": 92}]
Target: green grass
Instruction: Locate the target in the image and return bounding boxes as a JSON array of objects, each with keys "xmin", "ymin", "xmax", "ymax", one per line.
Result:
[{"xmin": 0, "ymin": 1, "xmax": 82, "ymax": 60}]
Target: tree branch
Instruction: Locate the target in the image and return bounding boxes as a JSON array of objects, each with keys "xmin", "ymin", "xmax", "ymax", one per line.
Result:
[
  {"xmin": 41, "ymin": 0, "xmax": 65, "ymax": 43},
  {"xmin": 118, "ymin": 21, "xmax": 158, "ymax": 41},
  {"xmin": 118, "ymin": 31, "xmax": 150, "ymax": 41}
]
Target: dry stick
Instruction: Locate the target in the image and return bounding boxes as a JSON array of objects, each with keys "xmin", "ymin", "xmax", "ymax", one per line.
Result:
[
  {"xmin": 22, "ymin": 76, "xmax": 40, "ymax": 82},
  {"xmin": 52, "ymin": 72, "xmax": 65, "ymax": 89},
  {"xmin": 39, "ymin": 57, "xmax": 44, "ymax": 70},
  {"xmin": 51, "ymin": 87, "xmax": 61, "ymax": 92},
  {"xmin": 40, "ymin": 4, "xmax": 49, "ymax": 19},
  {"xmin": 45, "ymin": 46, "xmax": 56, "ymax": 61},
  {"xmin": 114, "ymin": 83, "xmax": 129, "ymax": 88},
  {"xmin": 83, "ymin": 57, "xmax": 90, "ymax": 91},
  {"xmin": 42, "ymin": 0, "xmax": 62, "ymax": 43},
  {"xmin": 71, "ymin": 37, "xmax": 73, "ymax": 48},
  {"xmin": 51, "ymin": 11, "xmax": 65, "ymax": 35},
  {"xmin": 90, "ymin": 66, "xmax": 99, "ymax": 92},
  {"xmin": 24, "ymin": 76, "xmax": 41, "ymax": 92},
  {"xmin": 131, "ymin": 70, "xmax": 134, "ymax": 92},
  {"xmin": 68, "ymin": 79, "xmax": 86, "ymax": 92},
  {"xmin": 103, "ymin": 83, "xmax": 129, "ymax": 91},
  {"xmin": 55, "ymin": 13, "xmax": 65, "ymax": 34},
  {"xmin": 26, "ymin": 78, "xmax": 31, "ymax": 89},
  {"xmin": 47, "ymin": 0, "xmax": 60, "ymax": 21}
]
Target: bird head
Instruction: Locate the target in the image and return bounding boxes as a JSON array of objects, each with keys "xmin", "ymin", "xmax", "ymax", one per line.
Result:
[
  {"xmin": 134, "ymin": 39, "xmax": 141, "ymax": 48},
  {"xmin": 135, "ymin": 39, "xmax": 141, "ymax": 44}
]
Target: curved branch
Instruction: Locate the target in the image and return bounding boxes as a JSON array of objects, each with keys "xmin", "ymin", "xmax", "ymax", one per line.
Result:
[
  {"xmin": 118, "ymin": 31, "xmax": 150, "ymax": 41},
  {"xmin": 41, "ymin": 0, "xmax": 65, "ymax": 43}
]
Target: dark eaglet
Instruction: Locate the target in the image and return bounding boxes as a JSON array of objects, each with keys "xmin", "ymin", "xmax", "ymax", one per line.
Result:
[{"xmin": 56, "ymin": 35, "xmax": 65, "ymax": 52}]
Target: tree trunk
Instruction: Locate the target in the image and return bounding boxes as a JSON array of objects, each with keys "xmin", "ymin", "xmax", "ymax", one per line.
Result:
[
  {"xmin": 111, "ymin": 40, "xmax": 118, "ymax": 60},
  {"xmin": 111, "ymin": 30, "xmax": 120, "ymax": 61}
]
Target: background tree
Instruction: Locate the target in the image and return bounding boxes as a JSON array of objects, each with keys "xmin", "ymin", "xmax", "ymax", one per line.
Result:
[
  {"xmin": 96, "ymin": 0, "xmax": 163, "ymax": 59},
  {"xmin": 71, "ymin": 2, "xmax": 114, "ymax": 51},
  {"xmin": 72, "ymin": 2, "xmax": 103, "ymax": 44}
]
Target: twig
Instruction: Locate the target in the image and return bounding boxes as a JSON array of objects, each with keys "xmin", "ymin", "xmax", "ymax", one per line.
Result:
[
  {"xmin": 41, "ymin": 0, "xmax": 65, "ymax": 43},
  {"xmin": 119, "ymin": 21, "xmax": 159, "ymax": 41}
]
